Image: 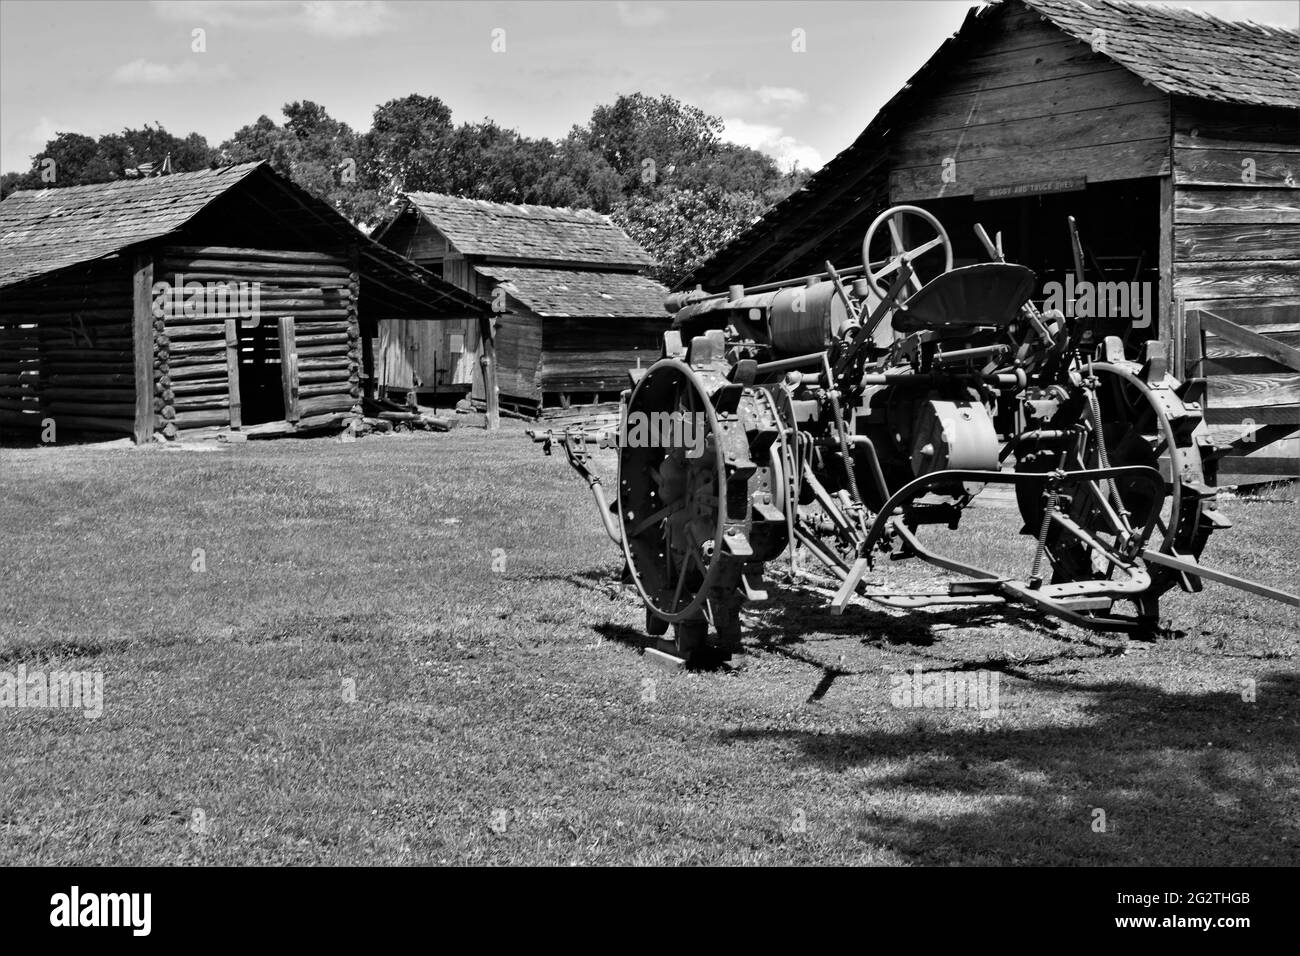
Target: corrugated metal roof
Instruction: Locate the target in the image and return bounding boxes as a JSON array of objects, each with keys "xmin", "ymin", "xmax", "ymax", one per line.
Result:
[
  {"xmin": 403, "ymin": 192, "xmax": 655, "ymax": 268},
  {"xmin": 476, "ymin": 265, "xmax": 669, "ymax": 318}
]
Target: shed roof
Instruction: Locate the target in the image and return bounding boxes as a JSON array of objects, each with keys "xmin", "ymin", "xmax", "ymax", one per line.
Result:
[
  {"xmin": 0, "ymin": 163, "xmax": 261, "ymax": 287},
  {"xmin": 401, "ymin": 192, "xmax": 655, "ymax": 269},
  {"xmin": 476, "ymin": 265, "xmax": 669, "ymax": 318},
  {"xmin": 678, "ymin": 0, "xmax": 1299, "ymax": 291},
  {"xmin": 0, "ymin": 162, "xmax": 486, "ymax": 317},
  {"xmin": 1028, "ymin": 0, "xmax": 1298, "ymax": 109}
]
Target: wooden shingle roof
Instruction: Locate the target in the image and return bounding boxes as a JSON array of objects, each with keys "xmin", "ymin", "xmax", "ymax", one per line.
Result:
[
  {"xmin": 0, "ymin": 162, "xmax": 486, "ymax": 317},
  {"xmin": 476, "ymin": 265, "xmax": 668, "ymax": 318},
  {"xmin": 402, "ymin": 192, "xmax": 654, "ymax": 269},
  {"xmin": 1026, "ymin": 0, "xmax": 1299, "ymax": 109},
  {"xmin": 0, "ymin": 163, "xmax": 263, "ymax": 287}
]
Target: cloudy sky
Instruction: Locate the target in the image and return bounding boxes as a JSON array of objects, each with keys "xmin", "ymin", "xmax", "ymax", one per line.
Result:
[{"xmin": 1, "ymin": 0, "xmax": 1295, "ymax": 176}]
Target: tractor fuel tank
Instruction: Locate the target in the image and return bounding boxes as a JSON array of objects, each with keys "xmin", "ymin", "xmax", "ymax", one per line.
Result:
[{"xmin": 769, "ymin": 281, "xmax": 849, "ymax": 354}]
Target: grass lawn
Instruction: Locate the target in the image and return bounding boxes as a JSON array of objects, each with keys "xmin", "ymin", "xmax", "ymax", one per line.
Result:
[{"xmin": 1, "ymin": 424, "xmax": 1297, "ymax": 865}]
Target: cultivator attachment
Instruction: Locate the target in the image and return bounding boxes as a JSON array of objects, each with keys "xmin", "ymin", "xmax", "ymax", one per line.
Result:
[{"xmin": 532, "ymin": 205, "xmax": 1298, "ymax": 664}]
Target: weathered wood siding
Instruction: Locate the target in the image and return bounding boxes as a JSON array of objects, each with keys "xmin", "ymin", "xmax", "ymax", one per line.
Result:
[
  {"xmin": 375, "ymin": 217, "xmax": 481, "ymax": 395},
  {"xmin": 472, "ymin": 312, "xmax": 543, "ymax": 404},
  {"xmin": 540, "ymin": 317, "xmax": 662, "ymax": 395},
  {"xmin": 0, "ymin": 259, "xmax": 134, "ymax": 438},
  {"xmin": 377, "ymin": 316, "xmax": 476, "ymax": 391},
  {"xmin": 1172, "ymin": 99, "xmax": 1300, "ymax": 483},
  {"xmin": 889, "ymin": 2, "xmax": 1169, "ymax": 202}
]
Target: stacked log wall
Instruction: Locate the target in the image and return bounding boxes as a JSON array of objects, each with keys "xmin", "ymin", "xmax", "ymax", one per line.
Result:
[
  {"xmin": 0, "ymin": 260, "xmax": 135, "ymax": 438},
  {"xmin": 153, "ymin": 245, "xmax": 361, "ymax": 438}
]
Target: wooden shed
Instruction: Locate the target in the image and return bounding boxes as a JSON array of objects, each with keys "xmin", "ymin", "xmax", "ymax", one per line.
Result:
[
  {"xmin": 680, "ymin": 0, "xmax": 1299, "ymax": 485},
  {"xmin": 373, "ymin": 193, "xmax": 669, "ymax": 417},
  {"xmin": 0, "ymin": 162, "xmax": 484, "ymax": 442}
]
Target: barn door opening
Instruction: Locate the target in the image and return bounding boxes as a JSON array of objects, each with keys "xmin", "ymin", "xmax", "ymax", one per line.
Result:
[{"xmin": 234, "ymin": 316, "xmax": 298, "ymax": 425}]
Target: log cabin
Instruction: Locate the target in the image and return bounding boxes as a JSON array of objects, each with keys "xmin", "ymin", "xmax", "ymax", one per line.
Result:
[
  {"xmin": 0, "ymin": 162, "xmax": 485, "ymax": 442},
  {"xmin": 680, "ymin": 0, "xmax": 1299, "ymax": 485},
  {"xmin": 372, "ymin": 192, "xmax": 669, "ymax": 417}
]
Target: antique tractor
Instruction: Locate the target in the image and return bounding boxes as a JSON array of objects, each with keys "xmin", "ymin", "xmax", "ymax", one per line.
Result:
[{"xmin": 532, "ymin": 206, "xmax": 1297, "ymax": 665}]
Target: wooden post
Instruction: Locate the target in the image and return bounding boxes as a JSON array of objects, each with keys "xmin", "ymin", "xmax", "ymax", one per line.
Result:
[
  {"xmin": 278, "ymin": 315, "xmax": 300, "ymax": 423},
  {"xmin": 132, "ymin": 254, "xmax": 155, "ymax": 444},
  {"xmin": 479, "ymin": 313, "xmax": 499, "ymax": 431},
  {"xmin": 1171, "ymin": 296, "xmax": 1186, "ymax": 379},
  {"xmin": 1158, "ymin": 175, "xmax": 1174, "ymax": 344},
  {"xmin": 224, "ymin": 318, "xmax": 242, "ymax": 429}
]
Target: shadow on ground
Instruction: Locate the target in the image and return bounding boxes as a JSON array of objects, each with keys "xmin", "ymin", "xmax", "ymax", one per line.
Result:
[{"xmin": 724, "ymin": 672, "xmax": 1300, "ymax": 865}]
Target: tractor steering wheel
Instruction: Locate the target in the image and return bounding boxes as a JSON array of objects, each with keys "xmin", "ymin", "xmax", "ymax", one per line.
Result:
[{"xmin": 862, "ymin": 205, "xmax": 954, "ymax": 303}]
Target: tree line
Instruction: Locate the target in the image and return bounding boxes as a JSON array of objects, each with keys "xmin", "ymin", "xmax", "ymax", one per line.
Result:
[{"xmin": 0, "ymin": 93, "xmax": 810, "ymax": 285}]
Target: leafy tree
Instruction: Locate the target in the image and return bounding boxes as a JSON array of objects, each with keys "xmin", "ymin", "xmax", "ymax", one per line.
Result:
[
  {"xmin": 363, "ymin": 94, "xmax": 456, "ymax": 203},
  {"xmin": 99, "ymin": 124, "xmax": 215, "ymax": 176},
  {"xmin": 612, "ymin": 186, "xmax": 770, "ymax": 286},
  {"xmin": 221, "ymin": 101, "xmax": 379, "ymax": 224},
  {"xmin": 581, "ymin": 93, "xmax": 723, "ymax": 194},
  {"xmin": 1, "ymin": 126, "xmax": 214, "ymax": 195}
]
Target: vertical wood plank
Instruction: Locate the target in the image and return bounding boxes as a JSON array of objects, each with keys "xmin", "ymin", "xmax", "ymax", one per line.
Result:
[
  {"xmin": 1159, "ymin": 176, "xmax": 1174, "ymax": 343},
  {"xmin": 480, "ymin": 313, "xmax": 499, "ymax": 431},
  {"xmin": 1171, "ymin": 296, "xmax": 1186, "ymax": 377},
  {"xmin": 1184, "ymin": 305, "xmax": 1205, "ymax": 379},
  {"xmin": 224, "ymin": 318, "xmax": 242, "ymax": 429},
  {"xmin": 278, "ymin": 315, "xmax": 299, "ymax": 423},
  {"xmin": 132, "ymin": 254, "xmax": 154, "ymax": 444}
]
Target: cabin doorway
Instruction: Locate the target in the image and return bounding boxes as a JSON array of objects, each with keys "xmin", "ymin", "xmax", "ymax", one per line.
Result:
[{"xmin": 235, "ymin": 316, "xmax": 299, "ymax": 426}]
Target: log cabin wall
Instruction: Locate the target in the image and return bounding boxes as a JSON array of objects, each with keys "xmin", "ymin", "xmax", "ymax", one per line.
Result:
[
  {"xmin": 0, "ymin": 259, "xmax": 135, "ymax": 439},
  {"xmin": 151, "ymin": 245, "xmax": 362, "ymax": 440},
  {"xmin": 1171, "ymin": 99, "xmax": 1300, "ymax": 483}
]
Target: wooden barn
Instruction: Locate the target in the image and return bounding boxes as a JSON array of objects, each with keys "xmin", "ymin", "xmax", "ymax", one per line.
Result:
[
  {"xmin": 372, "ymin": 192, "xmax": 669, "ymax": 416},
  {"xmin": 680, "ymin": 0, "xmax": 1299, "ymax": 485},
  {"xmin": 0, "ymin": 162, "xmax": 484, "ymax": 442}
]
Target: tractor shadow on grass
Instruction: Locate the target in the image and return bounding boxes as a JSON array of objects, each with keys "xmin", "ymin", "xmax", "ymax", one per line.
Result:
[{"xmin": 723, "ymin": 671, "xmax": 1300, "ymax": 865}]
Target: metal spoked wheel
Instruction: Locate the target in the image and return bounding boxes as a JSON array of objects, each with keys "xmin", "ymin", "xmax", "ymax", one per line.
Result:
[{"xmin": 617, "ymin": 337, "xmax": 790, "ymax": 663}]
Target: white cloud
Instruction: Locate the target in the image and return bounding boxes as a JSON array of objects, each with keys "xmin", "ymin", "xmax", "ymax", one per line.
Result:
[
  {"xmin": 722, "ymin": 118, "xmax": 823, "ymax": 173},
  {"xmin": 616, "ymin": 2, "xmax": 667, "ymax": 27},
  {"xmin": 300, "ymin": 1, "xmax": 395, "ymax": 37},
  {"xmin": 150, "ymin": 0, "xmax": 396, "ymax": 37},
  {"xmin": 705, "ymin": 85, "xmax": 809, "ymax": 115},
  {"xmin": 757, "ymin": 86, "xmax": 808, "ymax": 109},
  {"xmin": 112, "ymin": 59, "xmax": 234, "ymax": 85}
]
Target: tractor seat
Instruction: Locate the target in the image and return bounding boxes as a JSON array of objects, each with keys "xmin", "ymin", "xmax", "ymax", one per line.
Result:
[{"xmin": 892, "ymin": 263, "xmax": 1036, "ymax": 333}]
